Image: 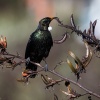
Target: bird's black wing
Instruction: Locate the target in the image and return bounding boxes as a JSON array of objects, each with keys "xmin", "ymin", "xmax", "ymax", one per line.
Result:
[{"xmin": 25, "ymin": 30, "xmax": 53, "ymax": 73}]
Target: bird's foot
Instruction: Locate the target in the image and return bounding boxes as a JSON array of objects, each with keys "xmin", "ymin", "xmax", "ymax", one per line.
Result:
[
  {"xmin": 44, "ymin": 63, "xmax": 48, "ymax": 71},
  {"xmin": 26, "ymin": 57, "xmax": 30, "ymax": 65},
  {"xmin": 43, "ymin": 58, "xmax": 48, "ymax": 71}
]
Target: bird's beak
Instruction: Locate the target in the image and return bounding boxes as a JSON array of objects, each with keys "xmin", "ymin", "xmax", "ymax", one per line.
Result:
[{"xmin": 50, "ymin": 17, "xmax": 58, "ymax": 21}]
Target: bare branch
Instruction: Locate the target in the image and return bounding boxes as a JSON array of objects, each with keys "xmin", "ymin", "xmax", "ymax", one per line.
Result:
[
  {"xmin": 54, "ymin": 15, "xmax": 100, "ymax": 55},
  {"xmin": 0, "ymin": 15, "xmax": 100, "ymax": 100},
  {"xmin": 1, "ymin": 52, "xmax": 100, "ymax": 99}
]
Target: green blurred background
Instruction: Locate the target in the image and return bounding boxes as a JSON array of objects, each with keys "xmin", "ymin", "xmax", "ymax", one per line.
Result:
[{"xmin": 0, "ymin": 0, "xmax": 100, "ymax": 100}]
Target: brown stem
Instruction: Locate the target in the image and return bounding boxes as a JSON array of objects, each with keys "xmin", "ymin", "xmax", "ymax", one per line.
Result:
[
  {"xmin": 3, "ymin": 52, "xmax": 100, "ymax": 99},
  {"xmin": 48, "ymin": 70, "xmax": 100, "ymax": 99},
  {"xmin": 27, "ymin": 60, "xmax": 100, "ymax": 99}
]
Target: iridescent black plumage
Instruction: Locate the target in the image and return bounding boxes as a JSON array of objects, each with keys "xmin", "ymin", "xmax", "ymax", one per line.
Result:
[{"xmin": 25, "ymin": 17, "xmax": 54, "ymax": 78}]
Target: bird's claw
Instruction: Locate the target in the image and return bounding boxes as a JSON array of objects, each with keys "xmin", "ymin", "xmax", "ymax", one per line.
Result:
[
  {"xmin": 26, "ymin": 57, "xmax": 30, "ymax": 65},
  {"xmin": 44, "ymin": 64, "xmax": 48, "ymax": 71},
  {"xmin": 43, "ymin": 58, "xmax": 48, "ymax": 71}
]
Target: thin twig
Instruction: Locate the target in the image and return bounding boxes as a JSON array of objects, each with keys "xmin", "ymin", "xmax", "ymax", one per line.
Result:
[
  {"xmin": 48, "ymin": 70, "xmax": 100, "ymax": 99},
  {"xmin": 55, "ymin": 16, "xmax": 100, "ymax": 53},
  {"xmin": 2, "ymin": 52, "xmax": 100, "ymax": 99}
]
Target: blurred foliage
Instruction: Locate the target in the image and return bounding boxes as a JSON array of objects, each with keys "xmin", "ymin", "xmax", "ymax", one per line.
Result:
[{"xmin": 0, "ymin": 0, "xmax": 25, "ymax": 10}]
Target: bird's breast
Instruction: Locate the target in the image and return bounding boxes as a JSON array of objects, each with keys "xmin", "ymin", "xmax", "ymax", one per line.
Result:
[{"xmin": 32, "ymin": 30, "xmax": 52, "ymax": 42}]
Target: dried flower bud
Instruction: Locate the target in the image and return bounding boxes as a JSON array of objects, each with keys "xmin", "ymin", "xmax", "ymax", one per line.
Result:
[
  {"xmin": 0, "ymin": 56, "xmax": 7, "ymax": 64},
  {"xmin": 0, "ymin": 36, "xmax": 7, "ymax": 49},
  {"xmin": 65, "ymin": 81, "xmax": 70, "ymax": 87},
  {"xmin": 22, "ymin": 72, "xmax": 28, "ymax": 77}
]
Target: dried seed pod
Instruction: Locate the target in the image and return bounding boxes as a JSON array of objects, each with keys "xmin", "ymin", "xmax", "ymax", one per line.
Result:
[
  {"xmin": 66, "ymin": 58, "xmax": 77, "ymax": 74},
  {"xmin": 92, "ymin": 20, "xmax": 97, "ymax": 35},
  {"xmin": 0, "ymin": 36, "xmax": 7, "ymax": 49},
  {"xmin": 61, "ymin": 84, "xmax": 81, "ymax": 99},
  {"xmin": 82, "ymin": 41, "xmax": 93, "ymax": 67},
  {"xmin": 53, "ymin": 32, "xmax": 68, "ymax": 44},
  {"xmin": 61, "ymin": 81, "xmax": 81, "ymax": 99},
  {"xmin": 68, "ymin": 51, "xmax": 85, "ymax": 73},
  {"xmin": 70, "ymin": 14, "xmax": 76, "ymax": 28},
  {"xmin": 41, "ymin": 74, "xmax": 64, "ymax": 89},
  {"xmin": 17, "ymin": 77, "xmax": 28, "ymax": 83},
  {"xmin": 41, "ymin": 74, "xmax": 50, "ymax": 85},
  {"xmin": 68, "ymin": 51, "xmax": 83, "ymax": 67}
]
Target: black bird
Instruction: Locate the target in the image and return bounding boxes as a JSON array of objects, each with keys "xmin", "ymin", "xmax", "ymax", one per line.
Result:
[{"xmin": 24, "ymin": 17, "xmax": 56, "ymax": 78}]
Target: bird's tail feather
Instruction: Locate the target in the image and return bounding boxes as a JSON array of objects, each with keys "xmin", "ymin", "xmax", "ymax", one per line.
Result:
[{"xmin": 26, "ymin": 62, "xmax": 37, "ymax": 78}]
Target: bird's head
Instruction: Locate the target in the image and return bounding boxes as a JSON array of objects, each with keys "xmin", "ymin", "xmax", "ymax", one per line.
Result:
[{"xmin": 38, "ymin": 17, "xmax": 57, "ymax": 30}]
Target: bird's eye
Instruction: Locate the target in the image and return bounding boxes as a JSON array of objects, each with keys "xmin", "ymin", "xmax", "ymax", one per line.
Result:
[
  {"xmin": 42, "ymin": 23, "xmax": 45, "ymax": 26},
  {"xmin": 42, "ymin": 21, "xmax": 48, "ymax": 26},
  {"xmin": 44, "ymin": 20, "xmax": 48, "ymax": 23}
]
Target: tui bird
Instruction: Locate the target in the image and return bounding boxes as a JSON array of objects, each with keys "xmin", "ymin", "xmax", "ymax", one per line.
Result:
[{"xmin": 24, "ymin": 17, "xmax": 56, "ymax": 78}]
